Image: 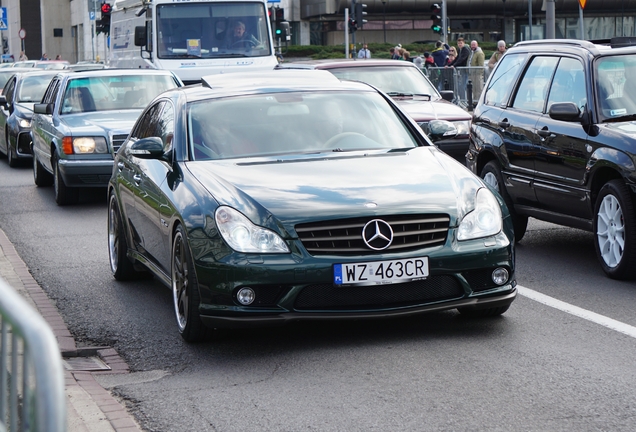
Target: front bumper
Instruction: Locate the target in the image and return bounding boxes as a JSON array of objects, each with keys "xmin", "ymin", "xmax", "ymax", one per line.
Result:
[
  {"xmin": 199, "ymin": 287, "xmax": 517, "ymax": 328},
  {"xmin": 57, "ymin": 158, "xmax": 114, "ymax": 187}
]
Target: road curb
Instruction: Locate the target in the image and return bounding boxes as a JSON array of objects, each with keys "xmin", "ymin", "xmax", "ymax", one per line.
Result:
[{"xmin": 0, "ymin": 227, "xmax": 143, "ymax": 432}]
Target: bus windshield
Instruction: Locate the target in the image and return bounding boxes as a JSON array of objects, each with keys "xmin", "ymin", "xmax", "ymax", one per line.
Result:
[{"xmin": 156, "ymin": 2, "xmax": 271, "ymax": 59}]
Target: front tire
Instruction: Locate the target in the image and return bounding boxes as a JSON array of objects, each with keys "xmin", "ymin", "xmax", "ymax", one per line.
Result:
[
  {"xmin": 480, "ymin": 160, "xmax": 528, "ymax": 242},
  {"xmin": 594, "ymin": 180, "xmax": 636, "ymax": 280},
  {"xmin": 54, "ymin": 156, "xmax": 79, "ymax": 205},
  {"xmin": 7, "ymin": 143, "xmax": 18, "ymax": 168},
  {"xmin": 172, "ymin": 225, "xmax": 207, "ymax": 342},
  {"xmin": 108, "ymin": 192, "xmax": 137, "ymax": 280},
  {"xmin": 33, "ymin": 148, "xmax": 53, "ymax": 187}
]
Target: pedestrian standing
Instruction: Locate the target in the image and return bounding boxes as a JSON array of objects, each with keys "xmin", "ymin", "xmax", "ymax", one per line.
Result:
[
  {"xmin": 488, "ymin": 40, "xmax": 507, "ymax": 71},
  {"xmin": 431, "ymin": 41, "xmax": 450, "ymax": 67},
  {"xmin": 358, "ymin": 43, "xmax": 371, "ymax": 59},
  {"xmin": 18, "ymin": 51, "xmax": 27, "ymax": 61}
]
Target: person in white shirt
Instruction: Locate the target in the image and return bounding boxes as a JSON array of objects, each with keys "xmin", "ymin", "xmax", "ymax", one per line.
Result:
[{"xmin": 358, "ymin": 44, "xmax": 371, "ymax": 59}]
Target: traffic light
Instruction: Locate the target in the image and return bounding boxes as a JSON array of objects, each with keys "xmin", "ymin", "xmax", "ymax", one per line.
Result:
[
  {"xmin": 430, "ymin": 3, "xmax": 443, "ymax": 34},
  {"xmin": 275, "ymin": 22, "xmax": 291, "ymax": 40},
  {"xmin": 275, "ymin": 8, "xmax": 284, "ymax": 22},
  {"xmin": 348, "ymin": 17, "xmax": 357, "ymax": 33},
  {"xmin": 98, "ymin": 2, "xmax": 112, "ymax": 35},
  {"xmin": 354, "ymin": 3, "xmax": 367, "ymax": 29}
]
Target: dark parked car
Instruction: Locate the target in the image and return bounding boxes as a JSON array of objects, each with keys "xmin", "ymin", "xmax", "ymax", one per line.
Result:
[
  {"xmin": 31, "ymin": 69, "xmax": 182, "ymax": 205},
  {"xmin": 108, "ymin": 69, "xmax": 516, "ymax": 342},
  {"xmin": 467, "ymin": 37, "xmax": 636, "ymax": 279},
  {"xmin": 276, "ymin": 59, "xmax": 472, "ymax": 163},
  {"xmin": 0, "ymin": 70, "xmax": 61, "ymax": 167}
]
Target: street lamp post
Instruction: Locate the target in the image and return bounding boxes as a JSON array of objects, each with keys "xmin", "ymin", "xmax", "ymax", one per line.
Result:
[{"xmin": 382, "ymin": 0, "xmax": 386, "ymax": 43}]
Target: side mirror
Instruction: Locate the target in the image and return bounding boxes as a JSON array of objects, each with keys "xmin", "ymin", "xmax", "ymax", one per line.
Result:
[
  {"xmin": 0, "ymin": 95, "xmax": 7, "ymax": 108},
  {"xmin": 439, "ymin": 90, "xmax": 454, "ymax": 102},
  {"xmin": 424, "ymin": 119, "xmax": 458, "ymax": 142},
  {"xmin": 33, "ymin": 103, "xmax": 53, "ymax": 115},
  {"xmin": 549, "ymin": 102, "xmax": 581, "ymax": 122},
  {"xmin": 134, "ymin": 26, "xmax": 147, "ymax": 47},
  {"xmin": 129, "ymin": 137, "xmax": 164, "ymax": 159}
]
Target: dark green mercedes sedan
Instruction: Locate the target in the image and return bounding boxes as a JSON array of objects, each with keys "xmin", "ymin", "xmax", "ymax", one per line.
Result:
[{"xmin": 108, "ymin": 69, "xmax": 517, "ymax": 342}]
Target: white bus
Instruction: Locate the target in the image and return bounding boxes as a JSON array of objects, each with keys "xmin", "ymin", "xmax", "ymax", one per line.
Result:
[{"xmin": 110, "ymin": 0, "xmax": 280, "ymax": 85}]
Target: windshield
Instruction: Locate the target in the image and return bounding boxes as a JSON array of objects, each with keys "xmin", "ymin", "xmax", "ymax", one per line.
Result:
[
  {"xmin": 188, "ymin": 91, "xmax": 419, "ymax": 160},
  {"xmin": 156, "ymin": 2, "xmax": 271, "ymax": 59},
  {"xmin": 17, "ymin": 74, "xmax": 58, "ymax": 103},
  {"xmin": 60, "ymin": 75, "xmax": 178, "ymax": 114},
  {"xmin": 327, "ymin": 66, "xmax": 439, "ymax": 98},
  {"xmin": 596, "ymin": 54, "xmax": 636, "ymax": 122}
]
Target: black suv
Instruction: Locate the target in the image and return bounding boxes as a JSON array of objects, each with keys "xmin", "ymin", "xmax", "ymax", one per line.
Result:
[{"xmin": 467, "ymin": 38, "xmax": 636, "ymax": 280}]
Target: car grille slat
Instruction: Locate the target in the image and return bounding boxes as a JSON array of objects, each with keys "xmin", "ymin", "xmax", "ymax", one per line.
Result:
[
  {"xmin": 111, "ymin": 134, "xmax": 128, "ymax": 153},
  {"xmin": 294, "ymin": 276, "xmax": 464, "ymax": 310},
  {"xmin": 296, "ymin": 214, "xmax": 450, "ymax": 256}
]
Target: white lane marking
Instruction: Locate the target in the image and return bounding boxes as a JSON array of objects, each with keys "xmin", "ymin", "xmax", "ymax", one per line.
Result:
[{"xmin": 517, "ymin": 285, "xmax": 636, "ymax": 339}]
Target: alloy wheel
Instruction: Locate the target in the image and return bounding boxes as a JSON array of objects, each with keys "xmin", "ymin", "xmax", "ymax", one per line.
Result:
[
  {"xmin": 172, "ymin": 232, "xmax": 189, "ymax": 332},
  {"xmin": 596, "ymin": 194, "xmax": 625, "ymax": 268}
]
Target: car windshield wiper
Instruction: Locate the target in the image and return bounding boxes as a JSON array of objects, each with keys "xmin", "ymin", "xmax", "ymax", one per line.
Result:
[
  {"xmin": 386, "ymin": 92, "xmax": 432, "ymax": 100},
  {"xmin": 604, "ymin": 114, "xmax": 636, "ymax": 122}
]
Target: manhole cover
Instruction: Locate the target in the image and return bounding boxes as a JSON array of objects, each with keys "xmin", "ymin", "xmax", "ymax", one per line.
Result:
[{"xmin": 63, "ymin": 356, "xmax": 111, "ymax": 371}]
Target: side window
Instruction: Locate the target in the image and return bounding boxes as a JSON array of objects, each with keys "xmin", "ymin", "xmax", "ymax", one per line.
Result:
[
  {"xmin": 130, "ymin": 101, "xmax": 165, "ymax": 140},
  {"xmin": 512, "ymin": 56, "xmax": 559, "ymax": 113},
  {"xmin": 156, "ymin": 102, "xmax": 174, "ymax": 153},
  {"xmin": 42, "ymin": 79, "xmax": 60, "ymax": 105},
  {"xmin": 547, "ymin": 57, "xmax": 586, "ymax": 112},
  {"xmin": 3, "ymin": 77, "xmax": 15, "ymax": 103},
  {"xmin": 484, "ymin": 53, "xmax": 526, "ymax": 107}
]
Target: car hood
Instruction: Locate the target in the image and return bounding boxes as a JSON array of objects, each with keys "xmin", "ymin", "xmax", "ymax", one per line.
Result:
[
  {"xmin": 60, "ymin": 110, "xmax": 142, "ymax": 135},
  {"xmin": 394, "ymin": 98, "xmax": 471, "ymax": 122},
  {"xmin": 186, "ymin": 146, "xmax": 483, "ymax": 233}
]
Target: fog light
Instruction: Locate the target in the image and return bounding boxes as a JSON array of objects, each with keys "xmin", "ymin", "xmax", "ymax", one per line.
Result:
[
  {"xmin": 492, "ymin": 268, "xmax": 509, "ymax": 286},
  {"xmin": 237, "ymin": 287, "xmax": 255, "ymax": 305}
]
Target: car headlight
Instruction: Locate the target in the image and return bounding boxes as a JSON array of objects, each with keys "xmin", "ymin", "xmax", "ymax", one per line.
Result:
[
  {"xmin": 451, "ymin": 120, "xmax": 471, "ymax": 136},
  {"xmin": 62, "ymin": 136, "xmax": 108, "ymax": 154},
  {"xmin": 457, "ymin": 187, "xmax": 502, "ymax": 241},
  {"xmin": 18, "ymin": 118, "xmax": 30, "ymax": 128},
  {"xmin": 215, "ymin": 206, "xmax": 290, "ymax": 253}
]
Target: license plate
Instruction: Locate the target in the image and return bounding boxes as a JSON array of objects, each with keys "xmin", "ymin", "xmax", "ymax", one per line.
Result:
[{"xmin": 333, "ymin": 257, "xmax": 429, "ymax": 286}]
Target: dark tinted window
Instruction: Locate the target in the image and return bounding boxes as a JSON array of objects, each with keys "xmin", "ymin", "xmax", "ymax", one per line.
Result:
[
  {"xmin": 484, "ymin": 53, "xmax": 526, "ymax": 107},
  {"xmin": 512, "ymin": 56, "xmax": 558, "ymax": 113}
]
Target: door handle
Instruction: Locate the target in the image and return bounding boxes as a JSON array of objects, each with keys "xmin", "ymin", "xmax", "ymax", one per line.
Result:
[
  {"xmin": 133, "ymin": 174, "xmax": 142, "ymax": 184},
  {"xmin": 117, "ymin": 162, "xmax": 124, "ymax": 171},
  {"xmin": 537, "ymin": 128, "xmax": 551, "ymax": 138},
  {"xmin": 497, "ymin": 120, "xmax": 510, "ymax": 129}
]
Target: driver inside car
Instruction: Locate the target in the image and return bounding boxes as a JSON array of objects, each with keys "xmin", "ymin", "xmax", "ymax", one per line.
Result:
[{"xmin": 226, "ymin": 20, "xmax": 260, "ymax": 49}]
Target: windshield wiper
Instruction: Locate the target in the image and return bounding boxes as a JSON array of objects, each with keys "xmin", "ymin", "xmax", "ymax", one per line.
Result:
[
  {"xmin": 604, "ymin": 114, "xmax": 636, "ymax": 122},
  {"xmin": 387, "ymin": 92, "xmax": 414, "ymax": 97}
]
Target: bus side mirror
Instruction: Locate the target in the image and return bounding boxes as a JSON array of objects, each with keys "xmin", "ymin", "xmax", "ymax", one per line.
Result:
[{"xmin": 134, "ymin": 26, "xmax": 147, "ymax": 47}]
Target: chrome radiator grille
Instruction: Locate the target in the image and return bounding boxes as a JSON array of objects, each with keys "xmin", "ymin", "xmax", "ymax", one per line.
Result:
[
  {"xmin": 111, "ymin": 134, "xmax": 128, "ymax": 153},
  {"xmin": 295, "ymin": 214, "xmax": 450, "ymax": 256}
]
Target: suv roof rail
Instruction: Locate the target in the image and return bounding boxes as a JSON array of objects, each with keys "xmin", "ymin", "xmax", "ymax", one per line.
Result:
[{"xmin": 513, "ymin": 39, "xmax": 597, "ymax": 49}]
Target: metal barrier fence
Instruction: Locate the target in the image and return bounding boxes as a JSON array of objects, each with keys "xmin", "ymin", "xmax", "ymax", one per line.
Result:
[
  {"xmin": 0, "ymin": 277, "xmax": 65, "ymax": 432},
  {"xmin": 423, "ymin": 66, "xmax": 487, "ymax": 110}
]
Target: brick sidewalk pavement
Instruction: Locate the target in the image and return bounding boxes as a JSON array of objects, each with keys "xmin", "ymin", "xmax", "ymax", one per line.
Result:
[{"xmin": 0, "ymin": 228, "xmax": 143, "ymax": 432}]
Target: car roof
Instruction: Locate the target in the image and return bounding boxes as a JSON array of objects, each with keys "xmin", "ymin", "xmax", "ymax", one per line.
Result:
[
  {"xmin": 63, "ymin": 68, "xmax": 178, "ymax": 79},
  {"xmin": 185, "ymin": 69, "xmax": 374, "ymax": 101},
  {"xmin": 510, "ymin": 37, "xmax": 636, "ymax": 57},
  {"xmin": 13, "ymin": 69, "xmax": 64, "ymax": 79},
  {"xmin": 277, "ymin": 58, "xmax": 419, "ymax": 70}
]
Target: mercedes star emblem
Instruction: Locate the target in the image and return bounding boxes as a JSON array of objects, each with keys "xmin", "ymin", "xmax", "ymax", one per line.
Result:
[{"xmin": 362, "ymin": 219, "xmax": 394, "ymax": 250}]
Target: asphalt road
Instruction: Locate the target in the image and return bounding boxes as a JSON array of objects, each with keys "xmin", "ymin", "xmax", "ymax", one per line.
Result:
[{"xmin": 2, "ymin": 160, "xmax": 636, "ymax": 431}]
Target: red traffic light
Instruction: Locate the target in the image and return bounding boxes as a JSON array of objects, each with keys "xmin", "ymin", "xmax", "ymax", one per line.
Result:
[
  {"xmin": 101, "ymin": 2, "xmax": 112, "ymax": 14},
  {"xmin": 430, "ymin": 3, "xmax": 441, "ymax": 14}
]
